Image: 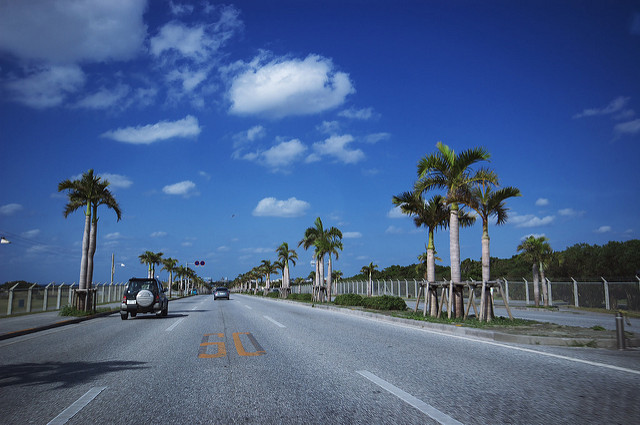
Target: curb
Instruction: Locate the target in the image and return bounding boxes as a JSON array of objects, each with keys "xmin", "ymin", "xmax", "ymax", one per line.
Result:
[
  {"xmin": 255, "ymin": 295, "xmax": 639, "ymax": 349},
  {"xmin": 0, "ymin": 310, "xmax": 118, "ymax": 341}
]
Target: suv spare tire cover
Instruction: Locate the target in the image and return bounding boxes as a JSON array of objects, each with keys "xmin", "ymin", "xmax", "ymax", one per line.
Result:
[{"xmin": 136, "ymin": 289, "xmax": 154, "ymax": 307}]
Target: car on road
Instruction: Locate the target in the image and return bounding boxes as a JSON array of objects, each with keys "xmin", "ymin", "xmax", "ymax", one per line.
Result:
[
  {"xmin": 214, "ymin": 287, "xmax": 230, "ymax": 300},
  {"xmin": 121, "ymin": 277, "xmax": 168, "ymax": 320}
]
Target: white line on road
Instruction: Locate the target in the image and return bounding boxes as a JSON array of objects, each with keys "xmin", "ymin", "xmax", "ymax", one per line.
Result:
[
  {"xmin": 165, "ymin": 318, "xmax": 184, "ymax": 332},
  {"xmin": 357, "ymin": 371, "xmax": 463, "ymax": 425},
  {"xmin": 243, "ymin": 305, "xmax": 252, "ymax": 310},
  {"xmin": 264, "ymin": 315, "xmax": 286, "ymax": 328},
  {"xmin": 380, "ymin": 320, "xmax": 640, "ymax": 376},
  {"xmin": 47, "ymin": 386, "xmax": 106, "ymax": 425}
]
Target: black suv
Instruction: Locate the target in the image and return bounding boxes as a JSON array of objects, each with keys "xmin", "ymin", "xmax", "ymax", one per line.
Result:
[{"xmin": 121, "ymin": 277, "xmax": 168, "ymax": 320}]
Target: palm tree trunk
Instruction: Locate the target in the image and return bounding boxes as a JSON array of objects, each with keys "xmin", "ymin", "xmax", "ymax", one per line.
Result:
[
  {"xmin": 449, "ymin": 207, "xmax": 463, "ymax": 317},
  {"xmin": 480, "ymin": 233, "xmax": 491, "ymax": 321},
  {"xmin": 327, "ymin": 254, "xmax": 333, "ymax": 302},
  {"xmin": 77, "ymin": 203, "xmax": 91, "ymax": 310},
  {"xmin": 540, "ymin": 262, "xmax": 548, "ymax": 306},
  {"xmin": 368, "ymin": 272, "xmax": 372, "ymax": 297},
  {"xmin": 85, "ymin": 217, "xmax": 97, "ymax": 311},
  {"xmin": 532, "ymin": 263, "xmax": 540, "ymax": 307}
]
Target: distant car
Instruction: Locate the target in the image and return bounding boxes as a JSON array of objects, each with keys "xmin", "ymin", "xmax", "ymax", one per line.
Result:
[
  {"xmin": 191, "ymin": 289, "xmax": 198, "ymax": 295},
  {"xmin": 214, "ymin": 287, "xmax": 230, "ymax": 300},
  {"xmin": 121, "ymin": 277, "xmax": 168, "ymax": 320}
]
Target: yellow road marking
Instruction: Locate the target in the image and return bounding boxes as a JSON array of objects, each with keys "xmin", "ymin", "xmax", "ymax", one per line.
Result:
[
  {"xmin": 233, "ymin": 332, "xmax": 266, "ymax": 357},
  {"xmin": 198, "ymin": 333, "xmax": 226, "ymax": 358}
]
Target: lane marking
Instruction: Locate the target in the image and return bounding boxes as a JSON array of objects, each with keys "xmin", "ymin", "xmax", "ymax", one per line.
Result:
[
  {"xmin": 198, "ymin": 333, "xmax": 226, "ymax": 358},
  {"xmin": 165, "ymin": 318, "xmax": 184, "ymax": 332},
  {"xmin": 233, "ymin": 332, "xmax": 266, "ymax": 356},
  {"xmin": 243, "ymin": 305, "xmax": 252, "ymax": 310},
  {"xmin": 264, "ymin": 315, "xmax": 286, "ymax": 328},
  {"xmin": 378, "ymin": 320, "xmax": 640, "ymax": 376},
  {"xmin": 357, "ymin": 371, "xmax": 463, "ymax": 425},
  {"xmin": 46, "ymin": 386, "xmax": 106, "ymax": 425}
]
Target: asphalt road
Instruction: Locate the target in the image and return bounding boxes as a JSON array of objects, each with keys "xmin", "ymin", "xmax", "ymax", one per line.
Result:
[{"xmin": 1, "ymin": 294, "xmax": 639, "ymax": 424}]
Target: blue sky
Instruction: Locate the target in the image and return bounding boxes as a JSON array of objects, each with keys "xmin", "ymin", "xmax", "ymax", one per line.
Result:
[{"xmin": 1, "ymin": 0, "xmax": 639, "ymax": 284}]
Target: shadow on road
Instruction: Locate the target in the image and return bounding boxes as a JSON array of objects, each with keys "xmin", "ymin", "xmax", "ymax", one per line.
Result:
[{"xmin": 0, "ymin": 360, "xmax": 148, "ymax": 389}]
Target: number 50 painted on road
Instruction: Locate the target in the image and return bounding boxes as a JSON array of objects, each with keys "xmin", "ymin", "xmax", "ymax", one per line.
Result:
[{"xmin": 198, "ymin": 332, "xmax": 266, "ymax": 358}]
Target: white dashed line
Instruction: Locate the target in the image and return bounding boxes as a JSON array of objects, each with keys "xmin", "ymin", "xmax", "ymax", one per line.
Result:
[
  {"xmin": 165, "ymin": 318, "xmax": 184, "ymax": 331},
  {"xmin": 357, "ymin": 371, "xmax": 463, "ymax": 425},
  {"xmin": 47, "ymin": 386, "xmax": 106, "ymax": 425},
  {"xmin": 264, "ymin": 315, "xmax": 286, "ymax": 328}
]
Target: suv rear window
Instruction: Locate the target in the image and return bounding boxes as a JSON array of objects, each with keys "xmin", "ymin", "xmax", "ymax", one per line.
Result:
[{"xmin": 128, "ymin": 279, "xmax": 158, "ymax": 293}]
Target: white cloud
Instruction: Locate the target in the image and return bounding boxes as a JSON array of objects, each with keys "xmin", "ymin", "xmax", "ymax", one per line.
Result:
[
  {"xmin": 558, "ymin": 208, "xmax": 584, "ymax": 217},
  {"xmin": 150, "ymin": 231, "xmax": 167, "ymax": 237},
  {"xmin": 217, "ymin": 245, "xmax": 230, "ymax": 252},
  {"xmin": 252, "ymin": 197, "xmax": 310, "ymax": 217},
  {"xmin": 573, "ymin": 96, "xmax": 632, "ymax": 119},
  {"xmin": 0, "ymin": 203, "xmax": 23, "ymax": 215},
  {"xmin": 105, "ymin": 232, "xmax": 122, "ymax": 240},
  {"xmin": 511, "ymin": 213, "xmax": 555, "ymax": 228},
  {"xmin": 163, "ymin": 180, "xmax": 197, "ymax": 196},
  {"xmin": 5, "ymin": 65, "xmax": 86, "ymax": 108},
  {"xmin": 535, "ymin": 198, "xmax": 549, "ymax": 207},
  {"xmin": 247, "ymin": 125, "xmax": 266, "ymax": 141},
  {"xmin": 365, "ymin": 133, "xmax": 390, "ymax": 144},
  {"xmin": 385, "ymin": 225, "xmax": 404, "ymax": 234},
  {"xmin": 343, "ymin": 232, "xmax": 362, "ymax": 239},
  {"xmin": 75, "ymin": 84, "xmax": 131, "ymax": 110},
  {"xmin": 238, "ymin": 139, "xmax": 307, "ymax": 172},
  {"xmin": 614, "ymin": 119, "xmax": 640, "ymax": 136},
  {"xmin": 21, "ymin": 229, "xmax": 40, "ymax": 238},
  {"xmin": 308, "ymin": 134, "xmax": 364, "ymax": 164},
  {"xmin": 199, "ymin": 171, "xmax": 211, "ymax": 180},
  {"xmin": 99, "ymin": 173, "xmax": 132, "ymax": 189},
  {"xmin": 0, "ymin": 0, "xmax": 147, "ymax": 64},
  {"xmin": 317, "ymin": 121, "xmax": 341, "ymax": 134},
  {"xmin": 339, "ymin": 107, "xmax": 375, "ymax": 120},
  {"xmin": 101, "ymin": 115, "xmax": 201, "ymax": 144},
  {"xmin": 388, "ymin": 206, "xmax": 405, "ymax": 218},
  {"xmin": 595, "ymin": 226, "xmax": 612, "ymax": 233},
  {"xmin": 228, "ymin": 54, "xmax": 354, "ymax": 118}
]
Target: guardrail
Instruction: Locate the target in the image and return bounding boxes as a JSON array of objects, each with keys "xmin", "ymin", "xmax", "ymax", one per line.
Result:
[
  {"xmin": 289, "ymin": 276, "xmax": 640, "ymax": 311},
  {"xmin": 0, "ymin": 282, "xmax": 127, "ymax": 316}
]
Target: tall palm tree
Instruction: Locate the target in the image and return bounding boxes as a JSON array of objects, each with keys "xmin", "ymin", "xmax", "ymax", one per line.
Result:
[
  {"xmin": 276, "ymin": 242, "xmax": 298, "ymax": 293},
  {"xmin": 416, "ymin": 142, "xmax": 494, "ymax": 318},
  {"xmin": 162, "ymin": 257, "xmax": 179, "ymax": 297},
  {"xmin": 517, "ymin": 236, "xmax": 552, "ymax": 307},
  {"xmin": 86, "ymin": 179, "xmax": 122, "ymax": 294},
  {"xmin": 59, "ymin": 169, "xmax": 120, "ymax": 310},
  {"xmin": 467, "ymin": 182, "xmax": 521, "ymax": 319},
  {"xmin": 393, "ymin": 191, "xmax": 474, "ymax": 315},
  {"xmin": 299, "ymin": 217, "xmax": 341, "ymax": 302},
  {"xmin": 361, "ymin": 262, "xmax": 378, "ymax": 297},
  {"xmin": 323, "ymin": 231, "xmax": 343, "ymax": 302},
  {"xmin": 139, "ymin": 251, "xmax": 163, "ymax": 278},
  {"xmin": 260, "ymin": 259, "xmax": 277, "ymax": 291}
]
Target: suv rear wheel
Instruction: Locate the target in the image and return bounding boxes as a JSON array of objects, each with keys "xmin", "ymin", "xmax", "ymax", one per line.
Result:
[{"xmin": 121, "ymin": 312, "xmax": 128, "ymax": 320}]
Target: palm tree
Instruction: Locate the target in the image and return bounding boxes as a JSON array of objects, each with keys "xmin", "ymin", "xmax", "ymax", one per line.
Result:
[
  {"xmin": 58, "ymin": 169, "xmax": 121, "ymax": 310},
  {"xmin": 467, "ymin": 182, "xmax": 521, "ymax": 319},
  {"xmin": 276, "ymin": 242, "xmax": 298, "ymax": 294},
  {"xmin": 299, "ymin": 217, "xmax": 342, "ymax": 302},
  {"xmin": 517, "ymin": 236, "xmax": 552, "ymax": 307},
  {"xmin": 86, "ymin": 179, "xmax": 122, "ymax": 294},
  {"xmin": 260, "ymin": 260, "xmax": 278, "ymax": 291},
  {"xmin": 361, "ymin": 262, "xmax": 378, "ymax": 297},
  {"xmin": 162, "ymin": 257, "xmax": 179, "ymax": 297},
  {"xmin": 393, "ymin": 191, "xmax": 474, "ymax": 316},
  {"xmin": 416, "ymin": 142, "xmax": 494, "ymax": 318},
  {"xmin": 139, "ymin": 251, "xmax": 163, "ymax": 278},
  {"xmin": 323, "ymin": 231, "xmax": 343, "ymax": 302}
]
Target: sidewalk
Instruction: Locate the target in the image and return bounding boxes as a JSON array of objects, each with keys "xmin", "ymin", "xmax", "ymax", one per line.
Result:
[{"xmin": 0, "ymin": 302, "xmax": 121, "ymax": 340}]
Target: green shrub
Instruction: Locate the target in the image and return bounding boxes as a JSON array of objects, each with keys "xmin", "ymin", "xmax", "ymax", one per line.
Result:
[
  {"xmin": 266, "ymin": 291, "xmax": 279, "ymax": 298},
  {"xmin": 334, "ymin": 293, "xmax": 364, "ymax": 306},
  {"xmin": 287, "ymin": 293, "xmax": 313, "ymax": 302},
  {"xmin": 361, "ymin": 295, "xmax": 407, "ymax": 311}
]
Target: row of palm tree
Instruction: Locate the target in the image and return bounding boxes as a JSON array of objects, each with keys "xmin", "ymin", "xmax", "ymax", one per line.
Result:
[
  {"xmin": 393, "ymin": 142, "xmax": 522, "ymax": 320},
  {"xmin": 517, "ymin": 235, "xmax": 552, "ymax": 307},
  {"xmin": 58, "ymin": 169, "xmax": 122, "ymax": 311},
  {"xmin": 138, "ymin": 251, "xmax": 201, "ymax": 297}
]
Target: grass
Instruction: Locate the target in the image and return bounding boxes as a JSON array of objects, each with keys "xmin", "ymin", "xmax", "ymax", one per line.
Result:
[
  {"xmin": 394, "ymin": 310, "xmax": 536, "ymax": 329},
  {"xmin": 58, "ymin": 305, "xmax": 114, "ymax": 317}
]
